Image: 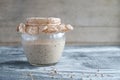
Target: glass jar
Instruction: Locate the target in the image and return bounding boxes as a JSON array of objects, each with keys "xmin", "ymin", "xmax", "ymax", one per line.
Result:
[{"xmin": 21, "ymin": 33, "xmax": 65, "ymax": 66}]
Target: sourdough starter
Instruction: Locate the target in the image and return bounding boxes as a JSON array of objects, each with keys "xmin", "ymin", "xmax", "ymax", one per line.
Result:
[{"xmin": 22, "ymin": 39, "xmax": 65, "ymax": 65}]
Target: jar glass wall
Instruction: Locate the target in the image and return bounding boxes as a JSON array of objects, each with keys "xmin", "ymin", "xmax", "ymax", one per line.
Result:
[{"xmin": 21, "ymin": 33, "xmax": 65, "ymax": 66}]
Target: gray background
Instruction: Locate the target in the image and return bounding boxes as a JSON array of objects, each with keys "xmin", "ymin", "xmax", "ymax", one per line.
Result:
[{"xmin": 0, "ymin": 0, "xmax": 120, "ymax": 45}]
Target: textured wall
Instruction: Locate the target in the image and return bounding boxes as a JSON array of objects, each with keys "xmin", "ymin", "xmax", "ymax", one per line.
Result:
[{"xmin": 0, "ymin": 0, "xmax": 120, "ymax": 45}]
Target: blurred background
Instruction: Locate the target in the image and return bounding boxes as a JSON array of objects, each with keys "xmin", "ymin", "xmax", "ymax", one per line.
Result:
[{"xmin": 0, "ymin": 0, "xmax": 120, "ymax": 45}]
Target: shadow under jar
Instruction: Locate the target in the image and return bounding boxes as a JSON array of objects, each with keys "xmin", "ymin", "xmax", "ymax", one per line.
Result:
[{"xmin": 21, "ymin": 33, "xmax": 65, "ymax": 66}]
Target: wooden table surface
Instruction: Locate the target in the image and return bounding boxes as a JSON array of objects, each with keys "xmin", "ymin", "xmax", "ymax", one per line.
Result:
[{"xmin": 0, "ymin": 46, "xmax": 120, "ymax": 80}]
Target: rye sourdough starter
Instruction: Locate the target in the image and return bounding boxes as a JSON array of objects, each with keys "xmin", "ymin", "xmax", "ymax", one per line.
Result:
[
  {"xmin": 22, "ymin": 39, "xmax": 65, "ymax": 65},
  {"xmin": 17, "ymin": 17, "xmax": 73, "ymax": 66}
]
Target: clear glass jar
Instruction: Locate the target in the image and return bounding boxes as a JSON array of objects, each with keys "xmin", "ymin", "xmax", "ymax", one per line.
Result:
[{"xmin": 21, "ymin": 33, "xmax": 65, "ymax": 66}]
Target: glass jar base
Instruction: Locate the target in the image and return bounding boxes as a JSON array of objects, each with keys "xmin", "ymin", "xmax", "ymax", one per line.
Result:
[{"xmin": 29, "ymin": 62, "xmax": 58, "ymax": 67}]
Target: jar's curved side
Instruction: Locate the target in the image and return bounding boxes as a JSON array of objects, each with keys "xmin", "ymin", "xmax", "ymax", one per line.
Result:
[{"xmin": 21, "ymin": 33, "xmax": 65, "ymax": 66}]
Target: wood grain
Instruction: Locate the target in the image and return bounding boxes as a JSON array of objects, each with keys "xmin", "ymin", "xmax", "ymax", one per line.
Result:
[
  {"xmin": 0, "ymin": 0, "xmax": 120, "ymax": 45},
  {"xmin": 0, "ymin": 46, "xmax": 120, "ymax": 79}
]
